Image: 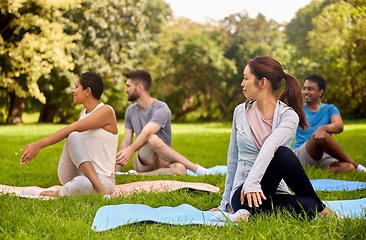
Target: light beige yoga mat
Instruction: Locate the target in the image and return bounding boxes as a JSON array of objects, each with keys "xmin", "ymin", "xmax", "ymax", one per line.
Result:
[{"xmin": 0, "ymin": 180, "xmax": 220, "ymax": 199}]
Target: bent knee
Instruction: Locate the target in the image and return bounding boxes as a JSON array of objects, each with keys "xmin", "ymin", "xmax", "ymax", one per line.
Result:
[
  {"xmin": 275, "ymin": 146, "xmax": 293, "ymax": 158},
  {"xmin": 60, "ymin": 176, "xmax": 94, "ymax": 196},
  {"xmin": 169, "ymin": 163, "xmax": 186, "ymax": 175},
  {"xmin": 344, "ymin": 163, "xmax": 356, "ymax": 172},
  {"xmin": 147, "ymin": 134, "xmax": 166, "ymax": 149},
  {"xmin": 330, "ymin": 162, "xmax": 355, "ymax": 173},
  {"xmin": 66, "ymin": 131, "xmax": 81, "ymax": 143}
]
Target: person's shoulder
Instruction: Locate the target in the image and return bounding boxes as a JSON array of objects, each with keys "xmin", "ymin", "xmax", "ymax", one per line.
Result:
[
  {"xmin": 320, "ymin": 102, "xmax": 340, "ymax": 113},
  {"xmin": 99, "ymin": 103, "xmax": 112, "ymax": 110},
  {"xmin": 278, "ymin": 100, "xmax": 296, "ymax": 115},
  {"xmin": 95, "ymin": 104, "xmax": 116, "ymax": 115},
  {"xmin": 152, "ymin": 99, "xmax": 170, "ymax": 110},
  {"xmin": 277, "ymin": 100, "xmax": 299, "ymax": 120},
  {"xmin": 320, "ymin": 102, "xmax": 334, "ymax": 108},
  {"xmin": 153, "ymin": 99, "xmax": 168, "ymax": 106},
  {"xmin": 232, "ymin": 101, "xmax": 248, "ymax": 119},
  {"xmin": 234, "ymin": 101, "xmax": 247, "ymax": 113}
]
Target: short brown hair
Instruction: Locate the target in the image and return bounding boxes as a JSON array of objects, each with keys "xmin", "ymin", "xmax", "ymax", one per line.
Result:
[{"xmin": 125, "ymin": 69, "xmax": 152, "ymax": 91}]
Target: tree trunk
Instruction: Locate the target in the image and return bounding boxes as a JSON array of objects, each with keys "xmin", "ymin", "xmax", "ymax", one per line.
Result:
[
  {"xmin": 38, "ymin": 103, "xmax": 57, "ymax": 123},
  {"xmin": 6, "ymin": 92, "xmax": 25, "ymax": 124}
]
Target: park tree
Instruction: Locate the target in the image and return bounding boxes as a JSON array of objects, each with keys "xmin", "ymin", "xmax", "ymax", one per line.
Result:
[
  {"xmin": 285, "ymin": 0, "xmax": 337, "ymax": 57},
  {"xmin": 219, "ymin": 11, "xmax": 285, "ymax": 105},
  {"xmin": 150, "ymin": 12, "xmax": 288, "ymax": 121},
  {"xmin": 307, "ymin": 0, "xmax": 366, "ymax": 118},
  {"xmin": 37, "ymin": 0, "xmax": 171, "ymax": 123},
  {"xmin": 283, "ymin": 0, "xmax": 341, "ymax": 83},
  {"xmin": 150, "ymin": 18, "xmax": 237, "ymax": 120},
  {"xmin": 0, "ymin": 0, "xmax": 81, "ymax": 124}
]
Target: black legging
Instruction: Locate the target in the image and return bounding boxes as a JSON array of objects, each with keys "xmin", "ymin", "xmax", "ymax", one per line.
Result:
[{"xmin": 231, "ymin": 146, "xmax": 325, "ymax": 219}]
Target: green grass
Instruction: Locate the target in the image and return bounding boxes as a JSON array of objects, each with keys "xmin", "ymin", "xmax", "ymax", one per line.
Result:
[{"xmin": 1, "ymin": 122, "xmax": 366, "ymax": 239}]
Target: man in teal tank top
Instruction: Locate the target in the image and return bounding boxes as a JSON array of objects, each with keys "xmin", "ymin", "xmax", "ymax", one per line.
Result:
[{"xmin": 292, "ymin": 74, "xmax": 366, "ymax": 174}]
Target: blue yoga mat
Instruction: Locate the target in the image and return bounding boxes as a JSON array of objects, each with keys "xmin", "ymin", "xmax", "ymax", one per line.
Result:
[
  {"xmin": 310, "ymin": 179, "xmax": 366, "ymax": 191},
  {"xmin": 186, "ymin": 165, "xmax": 227, "ymax": 176},
  {"xmin": 187, "ymin": 166, "xmax": 366, "ymax": 191},
  {"xmin": 92, "ymin": 198, "xmax": 366, "ymax": 232},
  {"xmin": 92, "ymin": 204, "xmax": 225, "ymax": 232},
  {"xmin": 324, "ymin": 198, "xmax": 366, "ymax": 218}
]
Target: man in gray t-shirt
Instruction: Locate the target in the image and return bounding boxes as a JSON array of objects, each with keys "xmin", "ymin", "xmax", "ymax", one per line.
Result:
[
  {"xmin": 115, "ymin": 69, "xmax": 213, "ymax": 176},
  {"xmin": 125, "ymin": 99, "xmax": 172, "ymax": 147}
]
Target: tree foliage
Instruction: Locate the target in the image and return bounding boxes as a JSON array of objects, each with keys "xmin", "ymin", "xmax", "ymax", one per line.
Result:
[
  {"xmin": 0, "ymin": 0, "xmax": 81, "ymax": 123},
  {"xmin": 285, "ymin": 0, "xmax": 337, "ymax": 56},
  {"xmin": 1, "ymin": 0, "xmax": 366, "ymax": 123},
  {"xmin": 220, "ymin": 12, "xmax": 286, "ymax": 105},
  {"xmin": 308, "ymin": 0, "xmax": 366, "ymax": 117},
  {"xmin": 37, "ymin": 0, "xmax": 171, "ymax": 122},
  {"xmin": 284, "ymin": 0, "xmax": 366, "ymax": 118},
  {"xmin": 150, "ymin": 18, "xmax": 237, "ymax": 120}
]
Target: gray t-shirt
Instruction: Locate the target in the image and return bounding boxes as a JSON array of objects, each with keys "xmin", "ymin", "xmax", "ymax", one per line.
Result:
[{"xmin": 125, "ymin": 99, "xmax": 172, "ymax": 147}]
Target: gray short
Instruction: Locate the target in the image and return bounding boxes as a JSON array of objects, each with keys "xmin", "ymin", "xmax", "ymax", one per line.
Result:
[{"xmin": 293, "ymin": 142, "xmax": 338, "ymax": 169}]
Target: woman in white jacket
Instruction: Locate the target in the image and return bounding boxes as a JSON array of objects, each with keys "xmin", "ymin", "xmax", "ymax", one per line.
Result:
[{"xmin": 211, "ymin": 56, "xmax": 331, "ymax": 222}]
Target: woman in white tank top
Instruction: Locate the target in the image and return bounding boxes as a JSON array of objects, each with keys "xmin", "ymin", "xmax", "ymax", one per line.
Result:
[{"xmin": 20, "ymin": 72, "xmax": 118, "ymax": 197}]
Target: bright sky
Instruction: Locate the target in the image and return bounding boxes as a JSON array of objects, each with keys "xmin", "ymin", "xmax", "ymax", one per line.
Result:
[{"xmin": 165, "ymin": 0, "xmax": 312, "ymax": 23}]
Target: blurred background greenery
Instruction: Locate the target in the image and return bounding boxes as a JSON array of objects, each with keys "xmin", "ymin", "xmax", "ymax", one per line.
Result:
[{"xmin": 1, "ymin": 0, "xmax": 365, "ymax": 124}]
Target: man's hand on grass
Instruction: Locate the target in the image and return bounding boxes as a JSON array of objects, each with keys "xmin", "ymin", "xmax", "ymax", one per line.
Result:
[{"xmin": 116, "ymin": 146, "xmax": 134, "ymax": 166}]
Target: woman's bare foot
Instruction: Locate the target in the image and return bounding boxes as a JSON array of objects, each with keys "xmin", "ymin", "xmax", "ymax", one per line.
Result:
[
  {"xmin": 320, "ymin": 207, "xmax": 335, "ymax": 218},
  {"xmin": 234, "ymin": 213, "xmax": 250, "ymax": 222},
  {"xmin": 39, "ymin": 189, "xmax": 59, "ymax": 197}
]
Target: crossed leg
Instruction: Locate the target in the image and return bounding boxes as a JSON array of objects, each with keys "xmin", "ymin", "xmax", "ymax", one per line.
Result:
[
  {"xmin": 133, "ymin": 134, "xmax": 211, "ymax": 175},
  {"xmin": 23, "ymin": 132, "xmax": 114, "ymax": 197},
  {"xmin": 305, "ymin": 132, "xmax": 357, "ymax": 173}
]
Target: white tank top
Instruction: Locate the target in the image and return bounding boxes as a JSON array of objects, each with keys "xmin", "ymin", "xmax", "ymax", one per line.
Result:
[{"xmin": 79, "ymin": 103, "xmax": 118, "ymax": 177}]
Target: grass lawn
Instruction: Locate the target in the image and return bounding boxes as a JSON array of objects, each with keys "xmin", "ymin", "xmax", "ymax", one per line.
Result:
[{"xmin": 1, "ymin": 122, "xmax": 366, "ymax": 239}]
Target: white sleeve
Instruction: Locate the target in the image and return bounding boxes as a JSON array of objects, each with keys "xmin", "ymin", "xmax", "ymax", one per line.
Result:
[{"xmin": 243, "ymin": 110, "xmax": 299, "ymax": 195}]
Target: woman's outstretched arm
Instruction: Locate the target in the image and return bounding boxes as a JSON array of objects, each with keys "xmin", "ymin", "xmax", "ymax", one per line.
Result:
[{"xmin": 20, "ymin": 105, "xmax": 117, "ymax": 164}]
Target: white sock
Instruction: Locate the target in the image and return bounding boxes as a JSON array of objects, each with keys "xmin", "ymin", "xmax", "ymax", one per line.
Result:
[
  {"xmin": 356, "ymin": 164, "xmax": 366, "ymax": 172},
  {"xmin": 21, "ymin": 187, "xmax": 57, "ymax": 196},
  {"xmin": 115, "ymin": 169, "xmax": 137, "ymax": 175},
  {"xmin": 128, "ymin": 169, "xmax": 137, "ymax": 174},
  {"xmin": 209, "ymin": 209, "xmax": 250, "ymax": 222},
  {"xmin": 209, "ymin": 211, "xmax": 231, "ymax": 222},
  {"xmin": 195, "ymin": 166, "xmax": 214, "ymax": 176},
  {"xmin": 21, "ymin": 187, "xmax": 42, "ymax": 196},
  {"xmin": 228, "ymin": 209, "xmax": 250, "ymax": 222}
]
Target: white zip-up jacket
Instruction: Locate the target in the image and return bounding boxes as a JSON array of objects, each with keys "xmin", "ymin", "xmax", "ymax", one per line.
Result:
[{"xmin": 219, "ymin": 100, "xmax": 299, "ymax": 211}]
